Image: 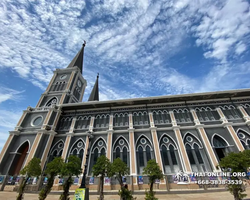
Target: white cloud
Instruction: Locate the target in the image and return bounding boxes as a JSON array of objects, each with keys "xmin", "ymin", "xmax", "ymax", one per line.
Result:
[
  {"xmin": 235, "ymin": 42, "xmax": 247, "ymax": 55},
  {"xmin": 0, "ymin": 85, "xmax": 24, "ymax": 152},
  {"xmin": 0, "ymin": 0, "xmax": 249, "ymax": 102},
  {"xmin": 0, "ymin": 110, "xmax": 22, "ymax": 129},
  {"xmin": 193, "ymin": 0, "xmax": 250, "ymax": 62},
  {"xmin": 0, "ymin": 86, "xmax": 24, "ymax": 104},
  {"xmin": 0, "ymin": 110, "xmax": 23, "ymax": 152}
]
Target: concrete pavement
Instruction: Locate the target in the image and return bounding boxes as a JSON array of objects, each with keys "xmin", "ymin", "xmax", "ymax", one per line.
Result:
[{"xmin": 1, "ymin": 189, "xmax": 250, "ymax": 200}]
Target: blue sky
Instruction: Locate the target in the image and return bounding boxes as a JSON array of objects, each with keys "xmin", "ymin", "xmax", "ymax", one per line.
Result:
[{"xmin": 0, "ymin": 0, "xmax": 250, "ymax": 152}]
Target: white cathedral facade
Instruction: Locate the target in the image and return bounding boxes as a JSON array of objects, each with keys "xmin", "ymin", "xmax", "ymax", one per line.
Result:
[{"xmin": 0, "ymin": 43, "xmax": 250, "ymax": 190}]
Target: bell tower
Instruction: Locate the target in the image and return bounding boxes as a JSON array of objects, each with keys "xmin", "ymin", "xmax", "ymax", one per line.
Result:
[
  {"xmin": 36, "ymin": 43, "xmax": 87, "ymax": 107},
  {"xmin": 0, "ymin": 42, "xmax": 89, "ymax": 176}
]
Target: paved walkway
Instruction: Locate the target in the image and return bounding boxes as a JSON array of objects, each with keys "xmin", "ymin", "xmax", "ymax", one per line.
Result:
[{"xmin": 1, "ymin": 189, "xmax": 250, "ymax": 200}]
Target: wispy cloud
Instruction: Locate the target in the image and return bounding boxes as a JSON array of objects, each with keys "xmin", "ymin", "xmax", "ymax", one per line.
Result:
[
  {"xmin": 0, "ymin": 109, "xmax": 21, "ymax": 129},
  {"xmin": 0, "ymin": 110, "xmax": 22, "ymax": 152},
  {"xmin": 0, "ymin": 0, "xmax": 250, "ymax": 151},
  {"xmin": 0, "ymin": 0, "xmax": 249, "ymax": 102},
  {"xmin": 0, "ymin": 86, "xmax": 24, "ymax": 104},
  {"xmin": 0, "ymin": 85, "xmax": 24, "ymax": 151},
  {"xmin": 192, "ymin": 0, "xmax": 250, "ymax": 62}
]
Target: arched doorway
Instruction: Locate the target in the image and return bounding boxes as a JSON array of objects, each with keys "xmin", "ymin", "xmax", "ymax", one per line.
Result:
[
  {"xmin": 212, "ymin": 135, "xmax": 228, "ymax": 161},
  {"xmin": 9, "ymin": 141, "xmax": 29, "ymax": 175}
]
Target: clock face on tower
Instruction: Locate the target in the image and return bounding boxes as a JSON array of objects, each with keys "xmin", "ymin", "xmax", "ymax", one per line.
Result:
[
  {"xmin": 77, "ymin": 80, "xmax": 82, "ymax": 87},
  {"xmin": 60, "ymin": 74, "xmax": 67, "ymax": 80}
]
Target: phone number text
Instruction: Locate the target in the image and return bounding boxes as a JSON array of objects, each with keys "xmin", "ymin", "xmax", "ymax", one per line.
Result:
[{"xmin": 196, "ymin": 180, "xmax": 243, "ymax": 185}]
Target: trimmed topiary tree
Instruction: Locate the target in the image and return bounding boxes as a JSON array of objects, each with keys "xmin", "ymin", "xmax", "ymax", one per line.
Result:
[
  {"xmin": 219, "ymin": 150, "xmax": 250, "ymax": 200},
  {"xmin": 143, "ymin": 159, "xmax": 163, "ymax": 200},
  {"xmin": 39, "ymin": 157, "xmax": 64, "ymax": 200},
  {"xmin": 59, "ymin": 155, "xmax": 82, "ymax": 200},
  {"xmin": 111, "ymin": 158, "xmax": 129, "ymax": 188},
  {"xmin": 111, "ymin": 158, "xmax": 135, "ymax": 200},
  {"xmin": 92, "ymin": 155, "xmax": 112, "ymax": 200},
  {"xmin": 17, "ymin": 157, "xmax": 41, "ymax": 200}
]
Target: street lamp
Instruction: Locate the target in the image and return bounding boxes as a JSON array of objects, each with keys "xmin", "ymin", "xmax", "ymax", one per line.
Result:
[{"xmin": 80, "ymin": 130, "xmax": 94, "ymax": 189}]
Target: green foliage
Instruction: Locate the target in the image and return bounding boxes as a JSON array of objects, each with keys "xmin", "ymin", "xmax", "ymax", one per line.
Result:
[
  {"xmin": 92, "ymin": 155, "xmax": 112, "ymax": 177},
  {"xmin": 111, "ymin": 158, "xmax": 129, "ymax": 187},
  {"xmin": 45, "ymin": 157, "xmax": 64, "ymax": 175},
  {"xmin": 118, "ymin": 187, "xmax": 136, "ymax": 200},
  {"xmin": 20, "ymin": 157, "xmax": 41, "ymax": 177},
  {"xmin": 145, "ymin": 190, "xmax": 158, "ymax": 200},
  {"xmin": 17, "ymin": 157, "xmax": 41, "ymax": 200},
  {"xmin": 60, "ymin": 155, "xmax": 82, "ymax": 177},
  {"xmin": 219, "ymin": 150, "xmax": 250, "ymax": 172},
  {"xmin": 39, "ymin": 157, "xmax": 64, "ymax": 200},
  {"xmin": 59, "ymin": 155, "xmax": 82, "ymax": 200},
  {"xmin": 92, "ymin": 155, "xmax": 112, "ymax": 200},
  {"xmin": 111, "ymin": 158, "xmax": 135, "ymax": 200},
  {"xmin": 143, "ymin": 160, "xmax": 163, "ymax": 192},
  {"xmin": 219, "ymin": 150, "xmax": 250, "ymax": 200}
]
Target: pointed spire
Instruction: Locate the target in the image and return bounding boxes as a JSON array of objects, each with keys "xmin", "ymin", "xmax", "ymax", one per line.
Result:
[
  {"xmin": 67, "ymin": 41, "xmax": 86, "ymax": 74},
  {"xmin": 88, "ymin": 73, "xmax": 99, "ymax": 101}
]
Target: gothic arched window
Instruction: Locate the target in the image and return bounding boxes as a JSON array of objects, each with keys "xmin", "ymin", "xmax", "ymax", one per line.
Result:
[
  {"xmin": 52, "ymin": 81, "xmax": 66, "ymax": 91},
  {"xmin": 136, "ymin": 135, "xmax": 154, "ymax": 174},
  {"xmin": 162, "ymin": 145, "xmax": 169, "ymax": 166},
  {"xmin": 146, "ymin": 146, "xmax": 151, "ymax": 162},
  {"xmin": 186, "ymin": 144, "xmax": 195, "ymax": 165},
  {"xmin": 123, "ymin": 147, "xmax": 128, "ymax": 164},
  {"xmin": 94, "ymin": 114, "xmax": 110, "ymax": 128},
  {"xmin": 113, "ymin": 113, "xmax": 129, "ymax": 127},
  {"xmin": 113, "ymin": 136, "xmax": 130, "ymax": 166},
  {"xmin": 72, "ymin": 149, "xmax": 77, "ymax": 156},
  {"xmin": 115, "ymin": 147, "xmax": 120, "ymax": 159},
  {"xmin": 240, "ymin": 104, "xmax": 250, "ymax": 116},
  {"xmin": 212, "ymin": 134, "xmax": 230, "ymax": 161},
  {"xmin": 213, "ymin": 135, "xmax": 227, "ymax": 147},
  {"xmin": 79, "ymin": 149, "xmax": 84, "ymax": 163},
  {"xmin": 152, "ymin": 110, "xmax": 171, "ymax": 124},
  {"xmin": 73, "ymin": 86, "xmax": 81, "ymax": 100},
  {"xmin": 173, "ymin": 109, "xmax": 193, "ymax": 123},
  {"xmin": 68, "ymin": 139, "xmax": 85, "ymax": 164},
  {"xmin": 48, "ymin": 140, "xmax": 64, "ymax": 163},
  {"xmin": 160, "ymin": 135, "xmax": 181, "ymax": 174},
  {"xmin": 45, "ymin": 97, "xmax": 58, "ymax": 107},
  {"xmin": 100, "ymin": 148, "xmax": 106, "ymax": 156},
  {"xmin": 194, "ymin": 107, "xmax": 220, "ymax": 121},
  {"xmin": 58, "ymin": 117, "xmax": 73, "ymax": 131},
  {"xmin": 75, "ymin": 116, "xmax": 91, "ymax": 129},
  {"xmin": 169, "ymin": 145, "xmax": 177, "ymax": 165},
  {"xmin": 88, "ymin": 138, "xmax": 106, "ymax": 175},
  {"xmin": 219, "ymin": 105, "xmax": 242, "ymax": 120},
  {"xmin": 184, "ymin": 133, "xmax": 209, "ymax": 172},
  {"xmin": 93, "ymin": 148, "xmax": 98, "ymax": 164},
  {"xmin": 194, "ymin": 144, "xmax": 203, "ymax": 164},
  {"xmin": 138, "ymin": 146, "xmax": 144, "ymax": 167},
  {"xmin": 133, "ymin": 111, "xmax": 149, "ymax": 126}
]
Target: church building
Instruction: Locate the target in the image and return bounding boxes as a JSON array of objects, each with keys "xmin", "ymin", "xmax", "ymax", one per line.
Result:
[{"xmin": 0, "ymin": 43, "xmax": 250, "ymax": 189}]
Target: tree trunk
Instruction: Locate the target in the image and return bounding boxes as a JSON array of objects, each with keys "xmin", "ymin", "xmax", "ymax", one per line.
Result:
[
  {"xmin": 99, "ymin": 176, "xmax": 104, "ymax": 200},
  {"xmin": 150, "ymin": 182, "xmax": 154, "ymax": 192},
  {"xmin": 118, "ymin": 174, "xmax": 123, "ymax": 189},
  {"xmin": 39, "ymin": 174, "xmax": 55, "ymax": 200},
  {"xmin": 233, "ymin": 188, "xmax": 240, "ymax": 200},
  {"xmin": 16, "ymin": 176, "xmax": 29, "ymax": 200},
  {"xmin": 60, "ymin": 176, "xmax": 72, "ymax": 200}
]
